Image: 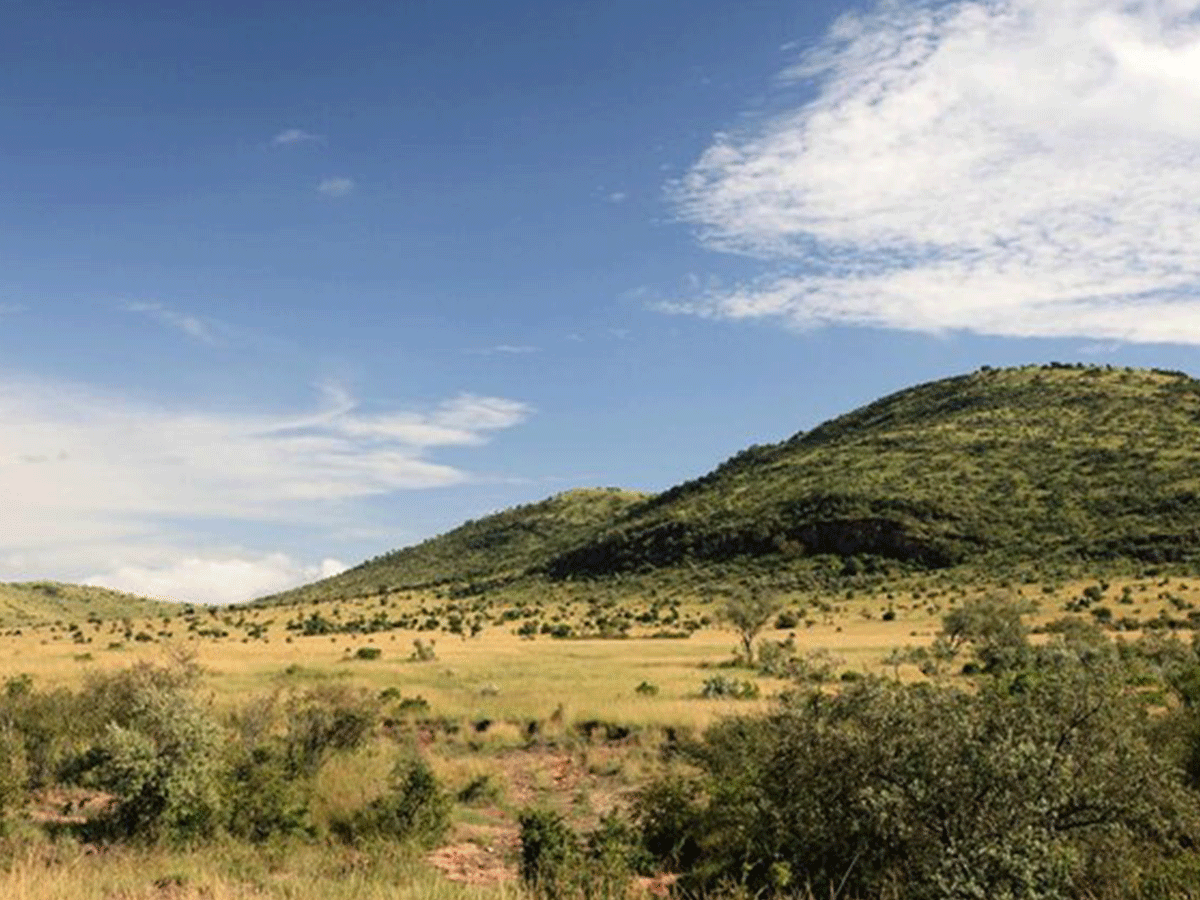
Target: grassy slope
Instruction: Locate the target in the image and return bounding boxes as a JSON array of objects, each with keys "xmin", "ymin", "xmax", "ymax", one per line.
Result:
[
  {"xmin": 257, "ymin": 487, "xmax": 649, "ymax": 605},
  {"xmin": 547, "ymin": 364, "xmax": 1200, "ymax": 576},
  {"xmin": 259, "ymin": 364, "xmax": 1200, "ymax": 605},
  {"xmin": 0, "ymin": 581, "xmax": 180, "ymax": 626}
]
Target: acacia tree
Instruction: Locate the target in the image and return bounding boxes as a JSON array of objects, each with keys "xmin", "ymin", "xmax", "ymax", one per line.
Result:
[{"xmin": 722, "ymin": 589, "xmax": 782, "ymax": 666}]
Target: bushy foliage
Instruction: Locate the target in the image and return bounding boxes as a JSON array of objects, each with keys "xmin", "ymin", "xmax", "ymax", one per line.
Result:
[
  {"xmin": 335, "ymin": 756, "xmax": 450, "ymax": 848},
  {"xmin": 79, "ymin": 662, "xmax": 226, "ymax": 845},
  {"xmin": 699, "ymin": 675, "xmax": 760, "ymax": 700},
  {"xmin": 643, "ymin": 660, "xmax": 1198, "ymax": 900},
  {"xmin": 0, "ymin": 724, "xmax": 28, "ymax": 828},
  {"xmin": 519, "ymin": 808, "xmax": 641, "ymax": 900},
  {"xmin": 223, "ymin": 743, "xmax": 311, "ymax": 843},
  {"xmin": 283, "ymin": 686, "xmax": 378, "ymax": 778}
]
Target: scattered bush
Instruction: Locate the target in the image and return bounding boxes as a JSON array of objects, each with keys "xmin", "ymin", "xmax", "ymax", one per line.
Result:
[{"xmin": 699, "ymin": 676, "xmax": 760, "ymax": 700}]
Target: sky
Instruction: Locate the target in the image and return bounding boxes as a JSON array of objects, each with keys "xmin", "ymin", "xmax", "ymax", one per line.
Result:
[{"xmin": 3, "ymin": 0, "xmax": 1200, "ymax": 604}]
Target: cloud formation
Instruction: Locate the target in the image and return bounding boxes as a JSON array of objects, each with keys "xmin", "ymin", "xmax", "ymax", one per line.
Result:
[
  {"xmin": 123, "ymin": 301, "xmax": 216, "ymax": 343},
  {"xmin": 670, "ymin": 0, "xmax": 1200, "ymax": 344},
  {"xmin": 0, "ymin": 378, "xmax": 531, "ymax": 591},
  {"xmin": 317, "ymin": 176, "xmax": 355, "ymax": 197},
  {"xmin": 85, "ymin": 552, "xmax": 346, "ymax": 605},
  {"xmin": 271, "ymin": 128, "xmax": 323, "ymax": 146}
]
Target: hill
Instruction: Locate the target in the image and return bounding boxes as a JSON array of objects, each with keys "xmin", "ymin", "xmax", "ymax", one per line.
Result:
[
  {"xmin": 259, "ymin": 364, "xmax": 1200, "ymax": 605},
  {"xmin": 0, "ymin": 581, "xmax": 180, "ymax": 627},
  {"xmin": 258, "ymin": 487, "xmax": 649, "ymax": 605},
  {"xmin": 546, "ymin": 364, "xmax": 1200, "ymax": 578}
]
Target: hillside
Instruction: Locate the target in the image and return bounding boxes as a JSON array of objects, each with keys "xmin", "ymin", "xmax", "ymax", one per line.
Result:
[
  {"xmin": 259, "ymin": 364, "xmax": 1200, "ymax": 605},
  {"xmin": 546, "ymin": 364, "xmax": 1200, "ymax": 577},
  {"xmin": 0, "ymin": 581, "xmax": 180, "ymax": 627},
  {"xmin": 258, "ymin": 487, "xmax": 649, "ymax": 605}
]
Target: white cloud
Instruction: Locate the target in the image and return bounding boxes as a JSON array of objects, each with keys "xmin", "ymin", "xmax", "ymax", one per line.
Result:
[
  {"xmin": 466, "ymin": 344, "xmax": 541, "ymax": 355},
  {"xmin": 607, "ymin": 191, "xmax": 628, "ymax": 204},
  {"xmin": 272, "ymin": 128, "xmax": 323, "ymax": 146},
  {"xmin": 123, "ymin": 301, "xmax": 216, "ymax": 343},
  {"xmin": 670, "ymin": 0, "xmax": 1200, "ymax": 344},
  {"xmin": 0, "ymin": 378, "xmax": 532, "ymax": 556},
  {"xmin": 85, "ymin": 552, "xmax": 348, "ymax": 605},
  {"xmin": 317, "ymin": 176, "xmax": 355, "ymax": 197}
]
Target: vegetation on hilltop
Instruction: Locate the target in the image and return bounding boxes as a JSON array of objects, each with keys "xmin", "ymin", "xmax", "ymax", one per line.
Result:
[
  {"xmin": 258, "ymin": 364, "xmax": 1200, "ymax": 608},
  {"xmin": 257, "ymin": 488, "xmax": 649, "ymax": 606},
  {"xmin": 0, "ymin": 581, "xmax": 178, "ymax": 627},
  {"xmin": 545, "ymin": 364, "xmax": 1200, "ymax": 578}
]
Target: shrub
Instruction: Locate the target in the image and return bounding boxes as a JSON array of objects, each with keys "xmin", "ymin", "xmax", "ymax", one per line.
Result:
[
  {"xmin": 81, "ymin": 666, "xmax": 226, "ymax": 845},
  {"xmin": 355, "ymin": 647, "xmax": 382, "ymax": 660},
  {"xmin": 519, "ymin": 808, "xmax": 645, "ymax": 900},
  {"xmin": 700, "ymin": 676, "xmax": 760, "ymax": 700},
  {"xmin": 0, "ymin": 725, "xmax": 28, "ymax": 828},
  {"xmin": 655, "ymin": 661, "xmax": 1199, "ymax": 899},
  {"xmin": 336, "ymin": 756, "xmax": 450, "ymax": 848},
  {"xmin": 635, "ymin": 681, "xmax": 659, "ymax": 696},
  {"xmin": 410, "ymin": 639, "xmax": 437, "ymax": 661},
  {"xmin": 283, "ymin": 686, "xmax": 378, "ymax": 778},
  {"xmin": 223, "ymin": 744, "xmax": 311, "ymax": 843},
  {"xmin": 519, "ymin": 808, "xmax": 580, "ymax": 899}
]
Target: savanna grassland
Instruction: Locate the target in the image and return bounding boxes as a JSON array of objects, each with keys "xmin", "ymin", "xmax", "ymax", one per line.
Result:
[{"xmin": 7, "ymin": 365, "xmax": 1200, "ymax": 899}]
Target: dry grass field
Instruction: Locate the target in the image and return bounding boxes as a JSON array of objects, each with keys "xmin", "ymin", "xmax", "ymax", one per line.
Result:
[{"xmin": 2, "ymin": 570, "xmax": 1200, "ymax": 898}]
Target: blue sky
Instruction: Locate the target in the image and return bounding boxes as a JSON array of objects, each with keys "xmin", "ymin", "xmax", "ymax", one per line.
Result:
[{"xmin": 3, "ymin": 0, "xmax": 1200, "ymax": 602}]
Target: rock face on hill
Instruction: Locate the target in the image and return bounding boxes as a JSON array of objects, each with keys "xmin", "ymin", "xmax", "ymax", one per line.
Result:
[{"xmin": 261, "ymin": 364, "xmax": 1200, "ymax": 604}]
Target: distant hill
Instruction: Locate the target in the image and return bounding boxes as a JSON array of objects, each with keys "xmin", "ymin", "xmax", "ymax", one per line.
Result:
[
  {"xmin": 258, "ymin": 487, "xmax": 649, "ymax": 605},
  {"xmin": 0, "ymin": 581, "xmax": 180, "ymax": 626},
  {"xmin": 258, "ymin": 364, "xmax": 1200, "ymax": 605}
]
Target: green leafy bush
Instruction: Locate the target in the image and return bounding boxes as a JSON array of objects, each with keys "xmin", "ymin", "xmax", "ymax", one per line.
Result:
[
  {"xmin": 80, "ymin": 664, "xmax": 226, "ymax": 845},
  {"xmin": 223, "ymin": 744, "xmax": 311, "ymax": 843},
  {"xmin": 650, "ymin": 661, "xmax": 1198, "ymax": 899},
  {"xmin": 283, "ymin": 686, "xmax": 378, "ymax": 778},
  {"xmin": 335, "ymin": 756, "xmax": 450, "ymax": 848}
]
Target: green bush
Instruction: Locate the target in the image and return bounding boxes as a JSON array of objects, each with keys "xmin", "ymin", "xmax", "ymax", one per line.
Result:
[
  {"xmin": 223, "ymin": 744, "xmax": 311, "ymax": 843},
  {"xmin": 81, "ymin": 664, "xmax": 226, "ymax": 845},
  {"xmin": 699, "ymin": 675, "xmax": 759, "ymax": 700},
  {"xmin": 519, "ymin": 808, "xmax": 580, "ymax": 899},
  {"xmin": 651, "ymin": 661, "xmax": 1199, "ymax": 899},
  {"xmin": 0, "ymin": 725, "xmax": 28, "ymax": 828},
  {"xmin": 336, "ymin": 756, "xmax": 450, "ymax": 848},
  {"xmin": 519, "ymin": 808, "xmax": 644, "ymax": 900},
  {"xmin": 283, "ymin": 686, "xmax": 378, "ymax": 778}
]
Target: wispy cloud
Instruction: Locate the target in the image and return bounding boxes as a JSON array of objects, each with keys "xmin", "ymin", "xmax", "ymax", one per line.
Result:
[
  {"xmin": 123, "ymin": 301, "xmax": 216, "ymax": 343},
  {"xmin": 465, "ymin": 344, "xmax": 541, "ymax": 356},
  {"xmin": 317, "ymin": 176, "xmax": 355, "ymax": 197},
  {"xmin": 669, "ymin": 0, "xmax": 1200, "ymax": 344},
  {"xmin": 271, "ymin": 128, "xmax": 323, "ymax": 146},
  {"xmin": 0, "ymin": 377, "xmax": 532, "ymax": 559}
]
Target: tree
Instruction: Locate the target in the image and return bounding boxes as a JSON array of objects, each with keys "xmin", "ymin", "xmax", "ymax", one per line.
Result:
[
  {"xmin": 939, "ymin": 594, "xmax": 1032, "ymax": 673},
  {"xmin": 722, "ymin": 588, "xmax": 782, "ymax": 666}
]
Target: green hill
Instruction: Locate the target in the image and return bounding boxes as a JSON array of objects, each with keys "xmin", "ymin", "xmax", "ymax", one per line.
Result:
[
  {"xmin": 0, "ymin": 581, "xmax": 180, "ymax": 626},
  {"xmin": 546, "ymin": 364, "xmax": 1200, "ymax": 578},
  {"xmin": 257, "ymin": 487, "xmax": 649, "ymax": 605},
  {"xmin": 260, "ymin": 364, "xmax": 1200, "ymax": 605}
]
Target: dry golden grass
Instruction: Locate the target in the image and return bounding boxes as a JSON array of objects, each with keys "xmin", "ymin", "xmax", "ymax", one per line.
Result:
[{"xmin": 3, "ymin": 572, "xmax": 1195, "ymax": 898}]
